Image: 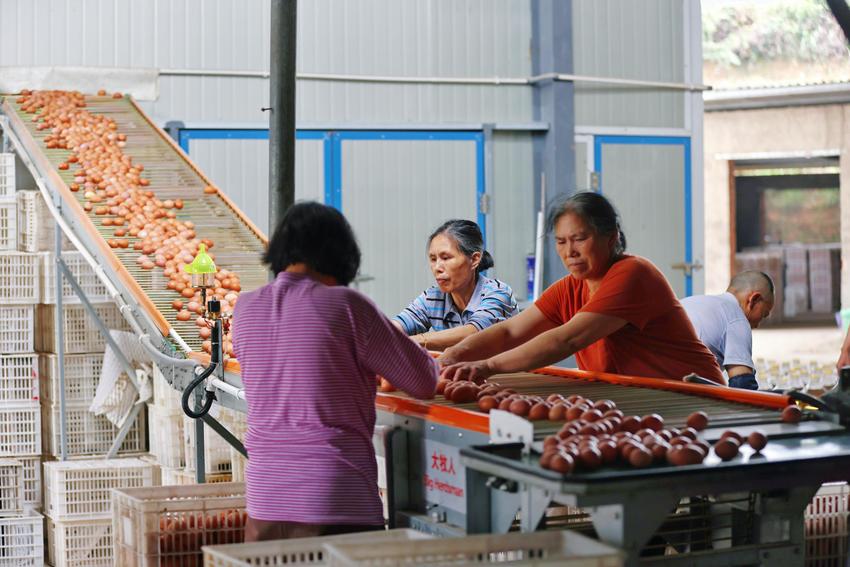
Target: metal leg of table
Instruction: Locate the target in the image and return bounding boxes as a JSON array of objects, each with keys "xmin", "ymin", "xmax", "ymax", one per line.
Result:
[
  {"xmin": 753, "ymin": 486, "xmax": 819, "ymax": 566},
  {"xmin": 588, "ymin": 491, "xmax": 681, "ymax": 567},
  {"xmin": 519, "ymin": 485, "xmax": 552, "ymax": 532}
]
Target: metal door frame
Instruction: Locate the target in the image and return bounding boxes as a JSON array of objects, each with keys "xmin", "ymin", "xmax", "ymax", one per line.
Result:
[
  {"xmin": 330, "ymin": 131, "xmax": 487, "ymax": 237},
  {"xmin": 593, "ymin": 135, "xmax": 693, "ymax": 296},
  {"xmin": 177, "ymin": 128, "xmax": 334, "ymax": 205}
]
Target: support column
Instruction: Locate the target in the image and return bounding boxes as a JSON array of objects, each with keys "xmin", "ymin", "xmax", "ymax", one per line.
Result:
[
  {"xmin": 269, "ymin": 0, "xmax": 298, "ymax": 235},
  {"xmin": 531, "ymin": 0, "xmax": 576, "ymax": 288}
]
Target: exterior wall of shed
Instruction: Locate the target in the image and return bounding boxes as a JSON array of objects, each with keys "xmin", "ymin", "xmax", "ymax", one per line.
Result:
[{"xmin": 702, "ymin": 104, "xmax": 850, "ymax": 308}]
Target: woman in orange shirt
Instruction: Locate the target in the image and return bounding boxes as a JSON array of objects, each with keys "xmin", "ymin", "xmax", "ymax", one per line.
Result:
[{"xmin": 440, "ymin": 192, "xmax": 724, "ymax": 384}]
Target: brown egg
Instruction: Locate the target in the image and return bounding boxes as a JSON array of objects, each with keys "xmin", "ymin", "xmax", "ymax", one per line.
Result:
[
  {"xmin": 539, "ymin": 450, "xmax": 557, "ymax": 468},
  {"xmin": 171, "ymin": 300, "xmax": 183, "ymax": 311},
  {"xmin": 566, "ymin": 394, "xmax": 583, "ymax": 405},
  {"xmin": 565, "ymin": 406, "xmax": 584, "ymax": 421},
  {"xmin": 543, "ymin": 436, "xmax": 559, "ymax": 450},
  {"xmin": 679, "ymin": 427, "xmax": 699, "ymax": 440},
  {"xmin": 548, "ymin": 452, "xmax": 575, "ymax": 474},
  {"xmin": 435, "ymin": 380, "xmax": 449, "ymax": 395},
  {"xmin": 452, "ymin": 383, "xmax": 480, "ymax": 404},
  {"xmin": 509, "ymin": 399, "xmax": 532, "ymax": 417},
  {"xmin": 686, "ymin": 411, "xmax": 709, "ymax": 431},
  {"xmin": 498, "ymin": 397, "xmax": 514, "ymax": 411},
  {"xmin": 640, "ymin": 414, "xmax": 664, "ymax": 432},
  {"xmin": 548, "ymin": 402, "xmax": 568, "ymax": 421},
  {"xmin": 620, "ymin": 416, "xmax": 641, "ymax": 433},
  {"xmin": 629, "ymin": 446, "xmax": 653, "ymax": 468},
  {"xmin": 478, "ymin": 396, "xmax": 498, "ymax": 413},
  {"xmin": 593, "ymin": 399, "xmax": 617, "ymax": 413},
  {"xmin": 713, "ymin": 438, "xmax": 739, "ymax": 461},
  {"xmin": 577, "ymin": 446, "xmax": 603, "ymax": 471},
  {"xmin": 204, "ymin": 185, "xmax": 217, "ymax": 194},
  {"xmin": 528, "ymin": 402, "xmax": 551, "ymax": 421},
  {"xmin": 603, "ymin": 409, "xmax": 624, "ymax": 420},
  {"xmin": 579, "ymin": 423, "xmax": 601, "ymax": 436},
  {"xmin": 667, "ymin": 445, "xmax": 704, "ymax": 466},
  {"xmin": 747, "ymin": 430, "xmax": 768, "ymax": 452},
  {"xmin": 580, "ymin": 409, "xmax": 603, "ymax": 422},
  {"xmin": 181, "ymin": 287, "xmax": 195, "ymax": 298},
  {"xmin": 176, "ymin": 310, "xmax": 191, "ymax": 321},
  {"xmin": 781, "ymin": 405, "xmax": 802, "ymax": 424},
  {"xmin": 546, "ymin": 393, "xmax": 565, "ymax": 404},
  {"xmin": 598, "ymin": 440, "xmax": 618, "ymax": 464},
  {"xmin": 651, "ymin": 440, "xmax": 670, "ymax": 462},
  {"xmin": 720, "ymin": 430, "xmax": 743, "ymax": 444}
]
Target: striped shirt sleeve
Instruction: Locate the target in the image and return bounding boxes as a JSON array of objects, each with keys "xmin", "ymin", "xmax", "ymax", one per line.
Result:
[
  {"xmin": 393, "ymin": 290, "xmax": 431, "ymax": 335},
  {"xmin": 466, "ymin": 280, "xmax": 518, "ymax": 331}
]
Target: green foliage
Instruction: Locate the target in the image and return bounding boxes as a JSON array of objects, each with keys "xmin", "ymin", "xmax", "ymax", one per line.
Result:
[{"xmin": 703, "ymin": 0, "xmax": 849, "ymax": 67}]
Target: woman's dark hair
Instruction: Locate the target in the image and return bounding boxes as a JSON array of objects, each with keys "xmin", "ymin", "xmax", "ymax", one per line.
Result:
[
  {"xmin": 428, "ymin": 219, "xmax": 494, "ymax": 274},
  {"xmin": 263, "ymin": 201, "xmax": 361, "ymax": 285},
  {"xmin": 545, "ymin": 191, "xmax": 627, "ymax": 255}
]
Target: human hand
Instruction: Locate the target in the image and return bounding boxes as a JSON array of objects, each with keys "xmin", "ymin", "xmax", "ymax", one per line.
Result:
[
  {"xmin": 837, "ymin": 349, "xmax": 850, "ymax": 373},
  {"xmin": 438, "ymin": 346, "xmax": 461, "ymax": 367},
  {"xmin": 440, "ymin": 359, "xmax": 494, "ymax": 383}
]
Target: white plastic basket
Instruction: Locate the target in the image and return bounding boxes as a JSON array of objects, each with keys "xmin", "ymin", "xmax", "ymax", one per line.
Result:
[
  {"xmin": 325, "ymin": 530, "xmax": 624, "ymax": 566},
  {"xmin": 112, "ymin": 482, "xmax": 246, "ymax": 567},
  {"xmin": 0, "ymin": 305, "xmax": 35, "ymax": 353},
  {"xmin": 806, "ymin": 482, "xmax": 850, "ymax": 566},
  {"xmin": 44, "ymin": 401, "xmax": 147, "ymax": 458},
  {"xmin": 147, "ymin": 404, "xmax": 186, "ymax": 469},
  {"xmin": 16, "ymin": 190, "xmax": 73, "ymax": 253},
  {"xmin": 152, "ymin": 362, "xmax": 184, "ymax": 412},
  {"xmin": 39, "ymin": 353, "xmax": 104, "ymax": 406},
  {"xmin": 203, "ymin": 529, "xmax": 433, "ymax": 567},
  {"xmin": 0, "ymin": 252, "xmax": 39, "ymax": 304},
  {"xmin": 44, "ymin": 457, "xmax": 159, "ymax": 521},
  {"xmin": 0, "ymin": 353, "xmax": 38, "ymax": 403},
  {"xmin": 0, "ymin": 458, "xmax": 23, "ymax": 516},
  {"xmin": 41, "ymin": 251, "xmax": 112, "ymax": 304},
  {"xmin": 17, "ymin": 455, "xmax": 41, "ymax": 510},
  {"xmin": 160, "ymin": 466, "xmax": 232, "ymax": 486},
  {"xmin": 47, "ymin": 516, "xmax": 112, "ymax": 567},
  {"xmin": 36, "ymin": 302, "xmax": 131, "ymax": 354},
  {"xmin": 0, "ymin": 509, "xmax": 44, "ymax": 566},
  {"xmin": 0, "ymin": 198, "xmax": 17, "ymax": 251},
  {"xmin": 184, "ymin": 414, "xmax": 233, "ymax": 476},
  {"xmin": 0, "ymin": 153, "xmax": 14, "ymax": 198},
  {"xmin": 0, "ymin": 402, "xmax": 41, "ymax": 456}
]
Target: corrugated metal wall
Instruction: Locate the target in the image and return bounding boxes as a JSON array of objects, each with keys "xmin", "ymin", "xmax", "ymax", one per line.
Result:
[
  {"xmin": 491, "ymin": 133, "xmax": 535, "ymax": 301},
  {"xmin": 572, "ymin": 0, "xmax": 685, "ymax": 129},
  {"xmin": 188, "ymin": 137, "xmax": 324, "ymax": 236},
  {"xmin": 339, "ymin": 138, "xmax": 478, "ymax": 315},
  {"xmin": 0, "ymin": 0, "xmax": 533, "ymax": 124}
]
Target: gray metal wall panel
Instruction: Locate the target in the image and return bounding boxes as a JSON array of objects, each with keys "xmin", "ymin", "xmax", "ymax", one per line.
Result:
[
  {"xmin": 188, "ymin": 138, "xmax": 324, "ymax": 236},
  {"xmin": 340, "ymin": 139, "xmax": 478, "ymax": 315},
  {"xmin": 572, "ymin": 0, "xmax": 685, "ymax": 128},
  {"xmin": 599, "ymin": 144, "xmax": 687, "ymax": 297},
  {"xmin": 491, "ymin": 133, "xmax": 535, "ymax": 302},
  {"xmin": 0, "ymin": 0, "xmax": 532, "ymax": 124}
]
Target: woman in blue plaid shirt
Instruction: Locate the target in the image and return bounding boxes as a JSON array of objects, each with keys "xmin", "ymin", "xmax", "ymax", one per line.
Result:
[{"xmin": 392, "ymin": 220, "xmax": 518, "ymax": 351}]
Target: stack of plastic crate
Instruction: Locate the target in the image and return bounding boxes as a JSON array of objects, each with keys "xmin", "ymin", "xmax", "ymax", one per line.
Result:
[
  {"xmin": 36, "ymin": 252, "xmax": 144, "ymax": 459},
  {"xmin": 16, "ymin": 190, "xmax": 73, "ymax": 254},
  {"xmin": 43, "ymin": 458, "xmax": 159, "ymax": 567}
]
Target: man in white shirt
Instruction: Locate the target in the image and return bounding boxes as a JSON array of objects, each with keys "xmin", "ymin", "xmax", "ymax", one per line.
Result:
[{"xmin": 681, "ymin": 271, "xmax": 775, "ymax": 390}]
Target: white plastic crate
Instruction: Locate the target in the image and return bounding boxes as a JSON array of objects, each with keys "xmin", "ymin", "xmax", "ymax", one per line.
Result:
[
  {"xmin": 16, "ymin": 190, "xmax": 73, "ymax": 253},
  {"xmin": 39, "ymin": 353, "xmax": 104, "ymax": 406},
  {"xmin": 806, "ymin": 482, "xmax": 849, "ymax": 566},
  {"xmin": 0, "ymin": 252, "xmax": 39, "ymax": 304},
  {"xmin": 0, "ymin": 198, "xmax": 17, "ymax": 250},
  {"xmin": 325, "ymin": 530, "xmax": 624, "ymax": 566},
  {"xmin": 184, "ymin": 415, "xmax": 233, "ymax": 476},
  {"xmin": 44, "ymin": 401, "xmax": 147, "ymax": 458},
  {"xmin": 0, "ymin": 510, "xmax": 44, "ymax": 566},
  {"xmin": 160, "ymin": 466, "xmax": 231, "ymax": 486},
  {"xmin": 147, "ymin": 404, "xmax": 186, "ymax": 469},
  {"xmin": 17, "ymin": 455, "xmax": 41, "ymax": 510},
  {"xmin": 36, "ymin": 302, "xmax": 131, "ymax": 354},
  {"xmin": 0, "ymin": 153, "xmax": 14, "ymax": 198},
  {"xmin": 0, "ymin": 305, "xmax": 35, "ymax": 353},
  {"xmin": 44, "ymin": 457, "xmax": 159, "ymax": 521},
  {"xmin": 0, "ymin": 402, "xmax": 40, "ymax": 456},
  {"xmin": 112, "ymin": 482, "xmax": 246, "ymax": 567},
  {"xmin": 0, "ymin": 353, "xmax": 38, "ymax": 403},
  {"xmin": 0, "ymin": 458, "xmax": 23, "ymax": 515},
  {"xmin": 41, "ymin": 251, "xmax": 112, "ymax": 304},
  {"xmin": 203, "ymin": 529, "xmax": 433, "ymax": 567},
  {"xmin": 47, "ymin": 516, "xmax": 112, "ymax": 567},
  {"xmin": 152, "ymin": 362, "xmax": 184, "ymax": 412}
]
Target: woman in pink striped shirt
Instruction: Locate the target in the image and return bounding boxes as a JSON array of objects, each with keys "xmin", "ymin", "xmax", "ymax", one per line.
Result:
[{"xmin": 233, "ymin": 202, "xmax": 438, "ymax": 542}]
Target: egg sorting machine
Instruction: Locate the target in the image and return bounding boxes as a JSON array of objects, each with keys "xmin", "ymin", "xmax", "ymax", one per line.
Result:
[{"xmin": 4, "ymin": 93, "xmax": 850, "ymax": 566}]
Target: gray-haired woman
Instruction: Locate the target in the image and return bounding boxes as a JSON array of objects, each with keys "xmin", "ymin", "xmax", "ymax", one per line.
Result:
[{"xmin": 392, "ymin": 219, "xmax": 518, "ymax": 351}]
